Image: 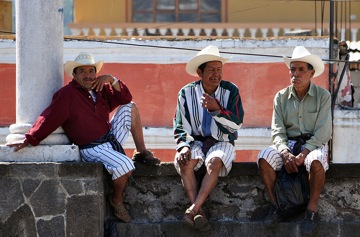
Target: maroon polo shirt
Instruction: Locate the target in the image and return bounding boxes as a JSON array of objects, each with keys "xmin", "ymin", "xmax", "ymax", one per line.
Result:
[{"xmin": 25, "ymin": 79, "xmax": 132, "ymax": 146}]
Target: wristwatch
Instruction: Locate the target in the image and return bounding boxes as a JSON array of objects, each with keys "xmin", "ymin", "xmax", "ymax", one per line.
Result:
[{"xmin": 111, "ymin": 77, "xmax": 118, "ymax": 86}]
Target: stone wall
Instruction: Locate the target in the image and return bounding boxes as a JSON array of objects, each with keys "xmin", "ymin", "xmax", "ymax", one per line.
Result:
[
  {"xmin": 1, "ymin": 162, "xmax": 360, "ymax": 237},
  {"xmin": 114, "ymin": 162, "xmax": 360, "ymax": 236},
  {"xmin": 0, "ymin": 162, "xmax": 105, "ymax": 237}
]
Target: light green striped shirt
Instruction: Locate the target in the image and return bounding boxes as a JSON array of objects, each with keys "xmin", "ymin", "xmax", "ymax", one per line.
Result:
[{"xmin": 271, "ymin": 82, "xmax": 332, "ymax": 152}]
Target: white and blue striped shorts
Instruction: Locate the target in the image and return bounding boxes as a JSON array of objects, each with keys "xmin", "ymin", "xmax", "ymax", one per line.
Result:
[
  {"xmin": 174, "ymin": 141, "xmax": 236, "ymax": 177},
  {"xmin": 257, "ymin": 141, "xmax": 329, "ymax": 172},
  {"xmin": 80, "ymin": 102, "xmax": 135, "ymax": 180}
]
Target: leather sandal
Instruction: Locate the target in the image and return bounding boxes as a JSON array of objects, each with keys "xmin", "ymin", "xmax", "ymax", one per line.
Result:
[
  {"xmin": 108, "ymin": 195, "xmax": 131, "ymax": 223},
  {"xmin": 132, "ymin": 149, "xmax": 161, "ymax": 165},
  {"xmin": 194, "ymin": 209, "xmax": 211, "ymax": 231},
  {"xmin": 183, "ymin": 208, "xmax": 196, "ymax": 228}
]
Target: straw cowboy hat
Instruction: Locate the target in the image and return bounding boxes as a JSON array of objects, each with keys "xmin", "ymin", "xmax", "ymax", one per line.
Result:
[
  {"xmin": 64, "ymin": 52, "xmax": 104, "ymax": 77},
  {"xmin": 186, "ymin": 45, "xmax": 231, "ymax": 77},
  {"xmin": 283, "ymin": 46, "xmax": 324, "ymax": 78}
]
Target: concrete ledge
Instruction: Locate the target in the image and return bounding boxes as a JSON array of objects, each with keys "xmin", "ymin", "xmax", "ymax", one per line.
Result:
[
  {"xmin": 0, "ymin": 145, "xmax": 81, "ymax": 162},
  {"xmin": 132, "ymin": 162, "xmax": 360, "ymax": 178}
]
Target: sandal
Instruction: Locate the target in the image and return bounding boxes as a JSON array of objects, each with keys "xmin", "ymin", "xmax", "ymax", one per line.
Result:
[
  {"xmin": 183, "ymin": 208, "xmax": 196, "ymax": 228},
  {"xmin": 108, "ymin": 195, "xmax": 131, "ymax": 223},
  {"xmin": 194, "ymin": 209, "xmax": 211, "ymax": 231},
  {"xmin": 132, "ymin": 149, "xmax": 161, "ymax": 165}
]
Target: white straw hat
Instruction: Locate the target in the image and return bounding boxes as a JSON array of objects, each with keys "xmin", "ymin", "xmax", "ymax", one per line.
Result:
[
  {"xmin": 283, "ymin": 46, "xmax": 324, "ymax": 77},
  {"xmin": 64, "ymin": 52, "xmax": 103, "ymax": 77},
  {"xmin": 186, "ymin": 45, "xmax": 231, "ymax": 77}
]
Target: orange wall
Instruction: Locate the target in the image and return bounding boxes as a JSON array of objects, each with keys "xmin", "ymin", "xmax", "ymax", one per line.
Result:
[
  {"xmin": 1, "ymin": 62, "xmax": 329, "ymax": 162},
  {"xmin": 0, "ymin": 63, "xmax": 16, "ymax": 126},
  {"xmin": 2, "ymin": 62, "xmax": 329, "ymax": 127},
  {"xmin": 62, "ymin": 62, "xmax": 329, "ymax": 128},
  {"xmin": 123, "ymin": 148, "xmax": 260, "ymax": 163}
]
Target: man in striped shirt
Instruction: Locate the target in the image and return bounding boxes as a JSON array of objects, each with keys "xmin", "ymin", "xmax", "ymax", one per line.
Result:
[{"xmin": 173, "ymin": 45, "xmax": 244, "ymax": 231}]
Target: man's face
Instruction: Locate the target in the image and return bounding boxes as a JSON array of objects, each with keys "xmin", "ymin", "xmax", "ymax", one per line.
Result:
[
  {"xmin": 73, "ymin": 65, "xmax": 97, "ymax": 91},
  {"xmin": 197, "ymin": 61, "xmax": 223, "ymax": 93},
  {"xmin": 289, "ymin": 61, "xmax": 315, "ymax": 88}
]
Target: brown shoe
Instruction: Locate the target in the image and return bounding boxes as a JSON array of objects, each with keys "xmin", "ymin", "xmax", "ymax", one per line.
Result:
[
  {"xmin": 108, "ymin": 196, "xmax": 131, "ymax": 223},
  {"xmin": 194, "ymin": 209, "xmax": 211, "ymax": 231},
  {"xmin": 132, "ymin": 149, "xmax": 161, "ymax": 165},
  {"xmin": 183, "ymin": 208, "xmax": 196, "ymax": 228}
]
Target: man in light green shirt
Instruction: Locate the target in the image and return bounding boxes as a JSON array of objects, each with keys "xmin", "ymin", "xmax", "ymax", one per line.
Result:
[{"xmin": 257, "ymin": 46, "xmax": 332, "ymax": 236}]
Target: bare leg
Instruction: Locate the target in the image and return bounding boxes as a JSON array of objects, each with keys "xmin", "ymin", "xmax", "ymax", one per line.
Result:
[
  {"xmin": 258, "ymin": 158, "xmax": 277, "ymax": 205},
  {"xmin": 112, "ymin": 171, "xmax": 133, "ymax": 205},
  {"xmin": 307, "ymin": 160, "xmax": 325, "ymax": 212},
  {"xmin": 179, "ymin": 159, "xmax": 199, "ymax": 203},
  {"xmin": 129, "ymin": 103, "xmax": 146, "ymax": 152},
  {"xmin": 189, "ymin": 157, "xmax": 223, "ymax": 214}
]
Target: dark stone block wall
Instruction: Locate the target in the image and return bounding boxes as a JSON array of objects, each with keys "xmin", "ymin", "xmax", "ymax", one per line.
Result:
[
  {"xmin": 1, "ymin": 162, "xmax": 360, "ymax": 237},
  {"xmin": 114, "ymin": 162, "xmax": 360, "ymax": 237},
  {"xmin": 0, "ymin": 162, "xmax": 105, "ymax": 237}
]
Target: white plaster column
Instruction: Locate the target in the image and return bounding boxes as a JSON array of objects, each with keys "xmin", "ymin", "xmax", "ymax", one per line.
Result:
[{"xmin": 0, "ymin": 0, "xmax": 79, "ymax": 162}]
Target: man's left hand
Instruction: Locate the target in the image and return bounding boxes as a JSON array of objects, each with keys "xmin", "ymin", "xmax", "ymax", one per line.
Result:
[
  {"xmin": 280, "ymin": 150, "xmax": 298, "ymax": 173},
  {"xmin": 92, "ymin": 75, "xmax": 115, "ymax": 92}
]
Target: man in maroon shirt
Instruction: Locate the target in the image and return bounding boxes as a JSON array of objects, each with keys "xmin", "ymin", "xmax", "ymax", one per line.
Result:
[{"xmin": 7, "ymin": 52, "xmax": 160, "ymax": 222}]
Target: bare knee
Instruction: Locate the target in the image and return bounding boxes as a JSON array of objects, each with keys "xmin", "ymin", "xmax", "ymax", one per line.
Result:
[
  {"xmin": 206, "ymin": 157, "xmax": 223, "ymax": 174},
  {"xmin": 310, "ymin": 160, "xmax": 325, "ymax": 175},
  {"xmin": 258, "ymin": 158, "xmax": 273, "ymax": 174},
  {"xmin": 124, "ymin": 170, "xmax": 133, "ymax": 179}
]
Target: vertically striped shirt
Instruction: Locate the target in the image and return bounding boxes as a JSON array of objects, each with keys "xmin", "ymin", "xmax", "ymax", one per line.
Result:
[{"xmin": 174, "ymin": 80, "xmax": 244, "ymax": 151}]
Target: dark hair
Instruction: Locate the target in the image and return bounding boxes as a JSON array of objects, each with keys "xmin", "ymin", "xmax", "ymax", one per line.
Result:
[
  {"xmin": 73, "ymin": 66, "xmax": 97, "ymax": 75},
  {"xmin": 307, "ymin": 63, "xmax": 314, "ymax": 71},
  {"xmin": 198, "ymin": 62, "xmax": 208, "ymax": 73}
]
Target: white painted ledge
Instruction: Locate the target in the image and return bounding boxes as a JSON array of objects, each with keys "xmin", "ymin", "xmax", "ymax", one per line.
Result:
[
  {"xmin": 0, "ymin": 145, "xmax": 80, "ymax": 162},
  {"xmin": 0, "ymin": 127, "xmax": 271, "ymax": 151},
  {"xmin": 123, "ymin": 127, "xmax": 271, "ymax": 150}
]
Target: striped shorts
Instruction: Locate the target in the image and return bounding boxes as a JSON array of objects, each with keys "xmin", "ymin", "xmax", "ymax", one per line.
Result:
[
  {"xmin": 80, "ymin": 102, "xmax": 135, "ymax": 180},
  {"xmin": 174, "ymin": 141, "xmax": 236, "ymax": 177},
  {"xmin": 257, "ymin": 141, "xmax": 329, "ymax": 172}
]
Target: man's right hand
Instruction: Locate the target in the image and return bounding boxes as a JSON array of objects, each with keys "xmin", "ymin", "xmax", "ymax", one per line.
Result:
[
  {"xmin": 6, "ymin": 138, "xmax": 30, "ymax": 152},
  {"xmin": 175, "ymin": 147, "xmax": 191, "ymax": 166}
]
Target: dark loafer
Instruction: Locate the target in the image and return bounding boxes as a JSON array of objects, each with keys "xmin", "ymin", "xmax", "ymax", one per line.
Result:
[
  {"xmin": 301, "ymin": 210, "xmax": 319, "ymax": 236},
  {"xmin": 263, "ymin": 204, "xmax": 282, "ymax": 227}
]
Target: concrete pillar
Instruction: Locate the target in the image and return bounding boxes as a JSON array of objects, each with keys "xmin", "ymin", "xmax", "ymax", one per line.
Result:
[{"xmin": 0, "ymin": 0, "xmax": 79, "ymax": 162}]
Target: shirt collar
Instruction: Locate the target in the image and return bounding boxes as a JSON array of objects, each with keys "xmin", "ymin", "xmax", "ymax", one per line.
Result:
[
  {"xmin": 288, "ymin": 81, "xmax": 315, "ymax": 99},
  {"xmin": 200, "ymin": 81, "xmax": 219, "ymax": 96}
]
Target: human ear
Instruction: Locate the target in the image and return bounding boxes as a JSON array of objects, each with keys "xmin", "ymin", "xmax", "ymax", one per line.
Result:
[{"xmin": 196, "ymin": 68, "xmax": 202, "ymax": 77}]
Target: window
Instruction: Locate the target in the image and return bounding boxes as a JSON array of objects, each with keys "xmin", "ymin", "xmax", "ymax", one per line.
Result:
[{"xmin": 132, "ymin": 0, "xmax": 222, "ymax": 23}]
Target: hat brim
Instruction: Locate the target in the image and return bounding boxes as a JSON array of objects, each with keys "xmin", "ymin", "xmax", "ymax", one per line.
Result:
[
  {"xmin": 283, "ymin": 55, "xmax": 324, "ymax": 78},
  {"xmin": 64, "ymin": 61, "xmax": 104, "ymax": 77},
  {"xmin": 186, "ymin": 54, "xmax": 230, "ymax": 77}
]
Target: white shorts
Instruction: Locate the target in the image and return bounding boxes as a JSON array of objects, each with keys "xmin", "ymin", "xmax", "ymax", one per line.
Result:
[
  {"xmin": 80, "ymin": 102, "xmax": 135, "ymax": 180},
  {"xmin": 257, "ymin": 141, "xmax": 329, "ymax": 172},
  {"xmin": 174, "ymin": 141, "xmax": 236, "ymax": 177}
]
